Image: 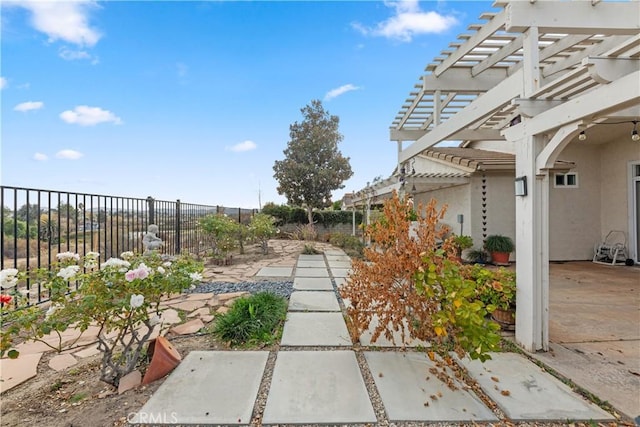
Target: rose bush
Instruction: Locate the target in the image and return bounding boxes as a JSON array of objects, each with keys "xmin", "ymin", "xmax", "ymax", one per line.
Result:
[{"xmin": 0, "ymin": 251, "xmax": 203, "ymax": 386}]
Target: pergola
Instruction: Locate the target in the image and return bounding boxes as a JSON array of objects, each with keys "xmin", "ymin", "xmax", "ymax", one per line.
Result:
[{"xmin": 388, "ymin": 0, "xmax": 639, "ymax": 351}]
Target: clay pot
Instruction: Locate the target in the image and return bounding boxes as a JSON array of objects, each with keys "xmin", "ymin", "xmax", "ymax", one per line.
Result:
[
  {"xmin": 142, "ymin": 336, "xmax": 182, "ymax": 385},
  {"xmin": 490, "ymin": 251, "xmax": 510, "ymax": 265}
]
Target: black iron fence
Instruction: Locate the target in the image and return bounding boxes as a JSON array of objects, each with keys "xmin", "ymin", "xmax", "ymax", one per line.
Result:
[{"xmin": 1, "ymin": 186, "xmax": 256, "ymax": 305}]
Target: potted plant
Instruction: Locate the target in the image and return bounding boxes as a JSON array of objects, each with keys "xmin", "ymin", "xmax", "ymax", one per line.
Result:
[
  {"xmin": 451, "ymin": 235, "xmax": 473, "ymax": 261},
  {"xmin": 465, "ymin": 264, "xmax": 516, "ymax": 327},
  {"xmin": 484, "ymin": 234, "xmax": 514, "ymax": 265},
  {"xmin": 467, "ymin": 248, "xmax": 489, "ymax": 264}
]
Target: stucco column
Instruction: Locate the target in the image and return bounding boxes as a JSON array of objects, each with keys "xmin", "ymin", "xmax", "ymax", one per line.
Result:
[{"xmin": 514, "ymin": 133, "xmax": 549, "ymax": 352}]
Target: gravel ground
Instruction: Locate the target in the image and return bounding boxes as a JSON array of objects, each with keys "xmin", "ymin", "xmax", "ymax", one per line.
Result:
[{"xmin": 187, "ymin": 280, "xmax": 295, "ymax": 299}]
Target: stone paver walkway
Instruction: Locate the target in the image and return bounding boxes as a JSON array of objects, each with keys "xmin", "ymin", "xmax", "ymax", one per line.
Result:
[{"xmin": 138, "ymin": 245, "xmax": 616, "ymax": 425}]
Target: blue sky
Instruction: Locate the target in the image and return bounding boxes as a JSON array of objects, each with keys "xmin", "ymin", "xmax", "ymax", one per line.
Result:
[{"xmin": 1, "ymin": 0, "xmax": 494, "ymax": 209}]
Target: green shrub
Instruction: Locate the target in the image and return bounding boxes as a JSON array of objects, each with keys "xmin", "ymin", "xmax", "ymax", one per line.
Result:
[
  {"xmin": 213, "ymin": 292, "xmax": 287, "ymax": 346},
  {"xmin": 261, "ymin": 203, "xmax": 362, "ymax": 226}
]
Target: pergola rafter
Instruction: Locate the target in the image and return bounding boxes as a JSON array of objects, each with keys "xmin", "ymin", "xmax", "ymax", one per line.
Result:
[{"xmin": 390, "ymin": 1, "xmax": 640, "ymax": 160}]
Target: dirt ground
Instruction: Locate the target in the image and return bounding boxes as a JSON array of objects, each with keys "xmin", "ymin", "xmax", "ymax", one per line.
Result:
[{"xmin": 0, "ymin": 244, "xmax": 282, "ymax": 427}]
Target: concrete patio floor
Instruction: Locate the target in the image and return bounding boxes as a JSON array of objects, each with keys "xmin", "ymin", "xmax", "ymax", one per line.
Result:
[{"xmin": 533, "ymin": 261, "xmax": 640, "ymax": 420}]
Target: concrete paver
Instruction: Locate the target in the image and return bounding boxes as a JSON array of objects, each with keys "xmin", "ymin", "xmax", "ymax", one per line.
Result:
[
  {"xmin": 459, "ymin": 352, "xmax": 614, "ymax": 421},
  {"xmin": 281, "ymin": 312, "xmax": 352, "ymax": 346},
  {"xmin": 334, "ymin": 277, "xmax": 347, "ymax": 287},
  {"xmin": 297, "ymin": 254, "xmax": 324, "ymax": 261},
  {"xmin": 255, "ymin": 266, "xmax": 293, "ymax": 277},
  {"xmin": 324, "ymin": 249, "xmax": 347, "ymax": 256},
  {"xmin": 532, "ymin": 342, "xmax": 639, "ymax": 419},
  {"xmin": 289, "ymin": 291, "xmax": 340, "ymax": 312},
  {"xmin": 365, "ymin": 352, "xmax": 497, "ymax": 422},
  {"xmin": 359, "ymin": 315, "xmax": 430, "ymax": 348},
  {"xmin": 330, "ymin": 268, "xmax": 351, "ymax": 278},
  {"xmin": 327, "ymin": 260, "xmax": 352, "ymax": 269},
  {"xmin": 134, "ymin": 351, "xmax": 268, "ymax": 425},
  {"xmin": 293, "ymin": 277, "xmax": 334, "ymax": 291},
  {"xmin": 295, "ymin": 267, "xmax": 329, "ymax": 278},
  {"xmin": 262, "ymin": 351, "xmax": 376, "ymax": 424},
  {"xmin": 296, "ymin": 260, "xmax": 326, "ymax": 268}
]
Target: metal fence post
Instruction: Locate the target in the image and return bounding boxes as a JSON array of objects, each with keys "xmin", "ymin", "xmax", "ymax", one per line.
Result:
[
  {"xmin": 175, "ymin": 199, "xmax": 181, "ymax": 255},
  {"xmin": 147, "ymin": 196, "xmax": 155, "ymax": 224}
]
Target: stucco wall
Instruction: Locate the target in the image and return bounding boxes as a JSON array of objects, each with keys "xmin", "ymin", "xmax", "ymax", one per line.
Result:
[
  {"xmin": 598, "ymin": 135, "xmax": 640, "ymax": 259},
  {"xmin": 599, "ymin": 139, "xmax": 639, "ymax": 242},
  {"xmin": 414, "ymin": 183, "xmax": 471, "ymax": 236},
  {"xmin": 413, "ymin": 173, "xmax": 516, "ymax": 259},
  {"xmin": 548, "ymin": 142, "xmax": 601, "ymax": 260}
]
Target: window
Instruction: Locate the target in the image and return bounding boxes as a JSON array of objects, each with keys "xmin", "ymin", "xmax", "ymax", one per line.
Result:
[{"xmin": 554, "ymin": 172, "xmax": 578, "ymax": 188}]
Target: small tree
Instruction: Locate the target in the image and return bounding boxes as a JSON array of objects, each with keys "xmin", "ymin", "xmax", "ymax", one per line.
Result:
[
  {"xmin": 273, "ymin": 100, "xmax": 353, "ymax": 224},
  {"xmin": 249, "ymin": 213, "xmax": 277, "ymax": 255},
  {"xmin": 200, "ymin": 214, "xmax": 240, "ymax": 261},
  {"xmin": 341, "ymin": 191, "xmax": 501, "ymax": 385}
]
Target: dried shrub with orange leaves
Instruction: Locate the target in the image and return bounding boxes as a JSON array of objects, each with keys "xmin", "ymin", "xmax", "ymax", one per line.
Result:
[{"xmin": 341, "ymin": 191, "xmax": 501, "ymax": 367}]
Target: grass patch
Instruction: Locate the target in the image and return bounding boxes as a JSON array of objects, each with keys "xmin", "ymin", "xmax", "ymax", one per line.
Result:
[
  {"xmin": 213, "ymin": 292, "xmax": 287, "ymax": 347},
  {"xmin": 69, "ymin": 392, "xmax": 87, "ymax": 403}
]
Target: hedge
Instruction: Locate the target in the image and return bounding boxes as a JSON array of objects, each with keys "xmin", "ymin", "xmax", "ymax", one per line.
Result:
[{"xmin": 262, "ymin": 204, "xmax": 362, "ymax": 226}]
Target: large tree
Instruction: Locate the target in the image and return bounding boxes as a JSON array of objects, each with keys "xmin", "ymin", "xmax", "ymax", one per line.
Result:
[{"xmin": 273, "ymin": 100, "xmax": 353, "ymax": 224}]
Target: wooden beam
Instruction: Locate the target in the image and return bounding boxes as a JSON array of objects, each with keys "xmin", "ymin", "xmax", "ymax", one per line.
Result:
[
  {"xmin": 433, "ymin": 9, "xmax": 507, "ymax": 77},
  {"xmin": 422, "ymin": 67, "xmax": 508, "ymax": 91},
  {"xmin": 505, "ymin": 2, "xmax": 640, "ymax": 35},
  {"xmin": 473, "ymin": 35, "xmax": 523, "ymax": 76},
  {"xmin": 399, "ymin": 70, "xmax": 523, "ymax": 163},
  {"xmin": 503, "ymin": 70, "xmax": 640, "ymax": 140}
]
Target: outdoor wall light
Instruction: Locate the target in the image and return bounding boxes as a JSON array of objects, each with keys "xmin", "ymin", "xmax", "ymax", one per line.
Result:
[
  {"xmin": 632, "ymin": 121, "xmax": 640, "ymax": 141},
  {"xmin": 578, "ymin": 130, "xmax": 587, "ymax": 141},
  {"xmin": 515, "ymin": 176, "xmax": 527, "ymax": 196}
]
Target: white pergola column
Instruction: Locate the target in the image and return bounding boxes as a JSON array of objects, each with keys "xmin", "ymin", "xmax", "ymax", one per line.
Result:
[{"xmin": 514, "ymin": 133, "xmax": 549, "ymax": 352}]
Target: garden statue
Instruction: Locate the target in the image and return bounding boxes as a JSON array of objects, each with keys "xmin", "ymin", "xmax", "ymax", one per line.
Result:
[{"xmin": 142, "ymin": 224, "xmax": 163, "ymax": 254}]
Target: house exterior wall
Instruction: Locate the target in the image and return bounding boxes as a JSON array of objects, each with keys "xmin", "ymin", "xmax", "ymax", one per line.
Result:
[
  {"xmin": 413, "ymin": 172, "xmax": 516, "ymax": 259},
  {"xmin": 414, "ymin": 183, "xmax": 471, "ymax": 236},
  {"xmin": 599, "ymin": 138, "xmax": 639, "ymax": 243},
  {"xmin": 549, "ymin": 142, "xmax": 602, "ymax": 260}
]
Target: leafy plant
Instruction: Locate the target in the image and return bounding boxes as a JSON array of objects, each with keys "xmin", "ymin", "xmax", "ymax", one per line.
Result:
[
  {"xmin": 467, "ymin": 248, "xmax": 489, "ymax": 264},
  {"xmin": 248, "ymin": 213, "xmax": 278, "ymax": 255},
  {"xmin": 463, "ymin": 264, "xmax": 516, "ymax": 311},
  {"xmin": 329, "ymin": 232, "xmax": 364, "ymax": 257},
  {"xmin": 200, "ymin": 214, "xmax": 241, "ymax": 260},
  {"xmin": 0, "ymin": 251, "xmax": 203, "ymax": 386},
  {"xmin": 484, "ymin": 234, "xmax": 515, "ymax": 253},
  {"xmin": 301, "ymin": 244, "xmax": 321, "ymax": 255},
  {"xmin": 213, "ymin": 292, "xmax": 287, "ymax": 346},
  {"xmin": 341, "ymin": 191, "xmax": 503, "ymax": 381}
]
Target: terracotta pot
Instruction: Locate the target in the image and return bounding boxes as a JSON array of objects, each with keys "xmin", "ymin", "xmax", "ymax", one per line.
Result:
[
  {"xmin": 492, "ymin": 307, "xmax": 516, "ymax": 325},
  {"xmin": 142, "ymin": 336, "xmax": 182, "ymax": 385},
  {"xmin": 490, "ymin": 251, "xmax": 510, "ymax": 265}
]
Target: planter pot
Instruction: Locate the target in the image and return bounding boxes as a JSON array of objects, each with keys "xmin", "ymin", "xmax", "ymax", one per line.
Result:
[
  {"xmin": 142, "ymin": 336, "xmax": 182, "ymax": 385},
  {"xmin": 490, "ymin": 251, "xmax": 510, "ymax": 265},
  {"xmin": 492, "ymin": 307, "xmax": 516, "ymax": 330}
]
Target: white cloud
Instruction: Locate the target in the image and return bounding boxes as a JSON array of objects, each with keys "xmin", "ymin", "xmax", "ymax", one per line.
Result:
[
  {"xmin": 14, "ymin": 101, "xmax": 44, "ymax": 112},
  {"xmin": 55, "ymin": 149, "xmax": 84, "ymax": 160},
  {"xmin": 17, "ymin": 1, "xmax": 101, "ymax": 47},
  {"xmin": 59, "ymin": 105, "xmax": 122, "ymax": 126},
  {"xmin": 352, "ymin": 0, "xmax": 457, "ymax": 42},
  {"xmin": 324, "ymin": 84, "xmax": 362, "ymax": 101},
  {"xmin": 227, "ymin": 140, "xmax": 257, "ymax": 152},
  {"xmin": 0, "ymin": 77, "xmax": 6, "ymax": 90},
  {"xmin": 59, "ymin": 47, "xmax": 99, "ymax": 64},
  {"xmin": 33, "ymin": 152, "xmax": 48, "ymax": 161}
]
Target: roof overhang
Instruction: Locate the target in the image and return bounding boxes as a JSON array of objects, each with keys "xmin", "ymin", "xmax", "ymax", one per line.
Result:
[{"xmin": 390, "ymin": 1, "xmax": 640, "ymax": 163}]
